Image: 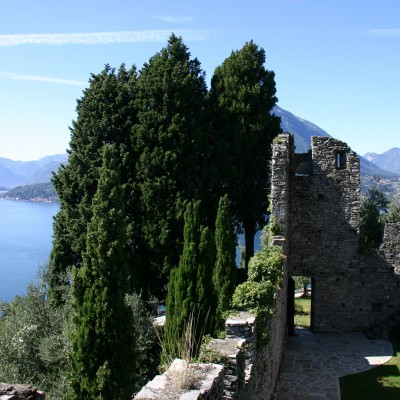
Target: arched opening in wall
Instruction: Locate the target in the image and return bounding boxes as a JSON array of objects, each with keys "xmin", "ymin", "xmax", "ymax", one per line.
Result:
[{"xmin": 288, "ymin": 275, "xmax": 313, "ymax": 333}]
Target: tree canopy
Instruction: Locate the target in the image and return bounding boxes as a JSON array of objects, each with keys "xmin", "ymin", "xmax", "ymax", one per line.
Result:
[
  {"xmin": 133, "ymin": 34, "xmax": 211, "ymax": 296},
  {"xmin": 209, "ymin": 40, "xmax": 281, "ymax": 269},
  {"xmin": 360, "ymin": 186, "xmax": 389, "ymax": 250},
  {"xmin": 50, "ymin": 65, "xmax": 139, "ymax": 302},
  {"xmin": 50, "ymin": 34, "xmax": 281, "ymax": 303},
  {"xmin": 70, "ymin": 145, "xmax": 135, "ymax": 400}
]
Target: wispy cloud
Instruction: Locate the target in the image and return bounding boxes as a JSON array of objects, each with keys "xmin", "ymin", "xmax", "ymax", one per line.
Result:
[
  {"xmin": 151, "ymin": 15, "xmax": 194, "ymax": 23},
  {"xmin": 366, "ymin": 28, "xmax": 400, "ymax": 37},
  {"xmin": 0, "ymin": 70, "xmax": 86, "ymax": 86},
  {"xmin": 0, "ymin": 30, "xmax": 210, "ymax": 47}
]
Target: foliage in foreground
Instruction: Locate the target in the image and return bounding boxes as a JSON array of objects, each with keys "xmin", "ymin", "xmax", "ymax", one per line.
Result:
[
  {"xmin": 340, "ymin": 337, "xmax": 400, "ymax": 400},
  {"xmin": 0, "ymin": 269, "xmax": 156, "ymax": 400},
  {"xmin": 0, "ymin": 268, "xmax": 72, "ymax": 399}
]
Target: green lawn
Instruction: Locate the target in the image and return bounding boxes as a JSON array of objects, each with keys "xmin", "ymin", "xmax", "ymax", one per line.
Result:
[
  {"xmin": 294, "ymin": 296, "xmax": 311, "ymax": 329},
  {"xmin": 340, "ymin": 337, "xmax": 400, "ymax": 400}
]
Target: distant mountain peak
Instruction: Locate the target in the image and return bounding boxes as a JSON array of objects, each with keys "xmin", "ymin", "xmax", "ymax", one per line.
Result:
[
  {"xmin": 273, "ymin": 105, "xmax": 397, "ymax": 179},
  {"xmin": 362, "ymin": 147, "xmax": 400, "ymax": 175},
  {"xmin": 0, "ymin": 153, "xmax": 68, "ymax": 188}
]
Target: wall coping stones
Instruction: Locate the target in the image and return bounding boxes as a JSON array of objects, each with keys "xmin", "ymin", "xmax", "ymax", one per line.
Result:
[
  {"xmin": 225, "ymin": 312, "xmax": 255, "ymax": 327},
  {"xmin": 134, "ymin": 359, "xmax": 224, "ymax": 400}
]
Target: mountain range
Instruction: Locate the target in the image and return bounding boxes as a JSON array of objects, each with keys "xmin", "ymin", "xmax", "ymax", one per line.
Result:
[
  {"xmin": 0, "ymin": 107, "xmax": 397, "ymax": 189},
  {"xmin": 273, "ymin": 105, "xmax": 398, "ymax": 179},
  {"xmin": 363, "ymin": 148, "xmax": 400, "ymax": 175},
  {"xmin": 0, "ymin": 154, "xmax": 68, "ymax": 188}
]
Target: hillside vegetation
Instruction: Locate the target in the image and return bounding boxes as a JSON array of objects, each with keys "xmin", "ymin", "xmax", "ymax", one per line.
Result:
[{"xmin": 0, "ymin": 182, "xmax": 58, "ymax": 201}]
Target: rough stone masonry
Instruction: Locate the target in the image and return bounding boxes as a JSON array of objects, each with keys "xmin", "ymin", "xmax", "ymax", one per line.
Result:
[{"xmin": 272, "ymin": 133, "xmax": 400, "ymax": 333}]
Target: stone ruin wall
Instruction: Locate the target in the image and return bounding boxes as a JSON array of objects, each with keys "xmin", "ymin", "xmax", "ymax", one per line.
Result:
[{"xmin": 273, "ymin": 132, "xmax": 400, "ymax": 333}]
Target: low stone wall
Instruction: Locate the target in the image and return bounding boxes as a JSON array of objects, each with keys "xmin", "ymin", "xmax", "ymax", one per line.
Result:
[
  {"xmin": 238, "ymin": 264, "xmax": 288, "ymax": 399},
  {"xmin": 134, "ymin": 359, "xmax": 225, "ymax": 400},
  {"xmin": 0, "ymin": 384, "xmax": 45, "ymax": 400}
]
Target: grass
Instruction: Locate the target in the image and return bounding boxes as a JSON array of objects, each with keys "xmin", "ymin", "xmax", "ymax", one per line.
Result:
[
  {"xmin": 340, "ymin": 337, "xmax": 400, "ymax": 400},
  {"xmin": 294, "ymin": 296, "xmax": 311, "ymax": 329}
]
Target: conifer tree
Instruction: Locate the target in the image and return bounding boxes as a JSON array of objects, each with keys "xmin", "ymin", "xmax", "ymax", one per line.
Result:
[
  {"xmin": 163, "ymin": 201, "xmax": 216, "ymax": 359},
  {"xmin": 210, "ymin": 41, "xmax": 281, "ymax": 270},
  {"xmin": 213, "ymin": 195, "xmax": 237, "ymax": 331},
  {"xmin": 70, "ymin": 144, "xmax": 135, "ymax": 400},
  {"xmin": 164, "ymin": 201, "xmax": 200, "ymax": 359},
  {"xmin": 196, "ymin": 226, "xmax": 216, "ymax": 334},
  {"xmin": 134, "ymin": 34, "xmax": 211, "ymax": 296},
  {"xmin": 50, "ymin": 65, "xmax": 139, "ymax": 303}
]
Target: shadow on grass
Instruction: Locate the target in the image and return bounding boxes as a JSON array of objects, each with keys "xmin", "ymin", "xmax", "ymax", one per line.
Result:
[{"xmin": 340, "ymin": 339, "xmax": 400, "ymax": 400}]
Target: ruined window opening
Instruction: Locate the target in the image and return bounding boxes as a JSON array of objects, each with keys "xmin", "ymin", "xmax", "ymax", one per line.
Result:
[{"xmin": 336, "ymin": 151, "xmax": 347, "ymax": 170}]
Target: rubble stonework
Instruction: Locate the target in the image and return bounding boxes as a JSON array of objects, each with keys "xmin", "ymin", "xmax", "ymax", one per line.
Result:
[{"xmin": 273, "ymin": 133, "xmax": 400, "ymax": 332}]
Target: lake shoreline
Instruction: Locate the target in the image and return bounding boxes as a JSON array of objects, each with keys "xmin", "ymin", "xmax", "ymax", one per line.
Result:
[{"xmin": 1, "ymin": 196, "xmax": 59, "ymax": 203}]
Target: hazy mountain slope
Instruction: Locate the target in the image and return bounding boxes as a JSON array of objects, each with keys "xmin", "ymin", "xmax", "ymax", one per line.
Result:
[
  {"xmin": 0, "ymin": 163, "xmax": 20, "ymax": 187},
  {"xmin": 25, "ymin": 161, "xmax": 64, "ymax": 185},
  {"xmin": 272, "ymin": 105, "xmax": 331, "ymax": 153},
  {"xmin": 364, "ymin": 148, "xmax": 400, "ymax": 175},
  {"xmin": 0, "ymin": 154, "xmax": 68, "ymax": 188}
]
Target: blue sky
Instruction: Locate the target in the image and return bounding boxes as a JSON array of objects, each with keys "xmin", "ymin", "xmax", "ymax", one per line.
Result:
[{"xmin": 0, "ymin": 0, "xmax": 399, "ymax": 160}]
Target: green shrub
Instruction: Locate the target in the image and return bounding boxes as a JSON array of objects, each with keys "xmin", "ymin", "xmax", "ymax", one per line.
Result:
[
  {"xmin": 231, "ymin": 242, "xmax": 285, "ymax": 348},
  {"xmin": 232, "ymin": 280, "xmax": 275, "ymax": 311},
  {"xmin": 247, "ymin": 246, "xmax": 284, "ymax": 285},
  {"xmin": 0, "ymin": 267, "xmax": 72, "ymax": 399}
]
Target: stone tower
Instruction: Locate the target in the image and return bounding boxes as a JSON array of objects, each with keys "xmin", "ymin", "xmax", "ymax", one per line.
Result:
[{"xmin": 270, "ymin": 133, "xmax": 400, "ymax": 333}]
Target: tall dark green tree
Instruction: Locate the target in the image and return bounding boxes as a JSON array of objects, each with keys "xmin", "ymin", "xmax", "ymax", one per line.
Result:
[
  {"xmin": 50, "ymin": 65, "xmax": 139, "ymax": 302},
  {"xmin": 196, "ymin": 226, "xmax": 216, "ymax": 334},
  {"xmin": 70, "ymin": 144, "xmax": 135, "ymax": 400},
  {"xmin": 360, "ymin": 186, "xmax": 389, "ymax": 250},
  {"xmin": 134, "ymin": 34, "xmax": 211, "ymax": 296},
  {"xmin": 213, "ymin": 195, "xmax": 237, "ymax": 331},
  {"xmin": 163, "ymin": 201, "xmax": 215, "ymax": 359},
  {"xmin": 210, "ymin": 41, "xmax": 281, "ymax": 269},
  {"xmin": 164, "ymin": 201, "xmax": 200, "ymax": 359}
]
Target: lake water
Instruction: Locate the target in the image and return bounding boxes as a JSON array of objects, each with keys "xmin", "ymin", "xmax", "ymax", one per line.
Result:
[
  {"xmin": 0, "ymin": 199, "xmax": 59, "ymax": 303},
  {"xmin": 0, "ymin": 197, "xmax": 263, "ymax": 303}
]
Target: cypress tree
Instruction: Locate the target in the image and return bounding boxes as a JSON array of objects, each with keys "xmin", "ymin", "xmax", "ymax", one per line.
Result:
[
  {"xmin": 196, "ymin": 226, "xmax": 216, "ymax": 335},
  {"xmin": 164, "ymin": 201, "xmax": 200, "ymax": 359},
  {"xmin": 70, "ymin": 144, "xmax": 135, "ymax": 400},
  {"xmin": 210, "ymin": 41, "xmax": 281, "ymax": 270},
  {"xmin": 134, "ymin": 34, "xmax": 210, "ymax": 297},
  {"xmin": 213, "ymin": 195, "xmax": 237, "ymax": 331},
  {"xmin": 163, "ymin": 201, "xmax": 216, "ymax": 359},
  {"xmin": 50, "ymin": 65, "xmax": 139, "ymax": 303}
]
